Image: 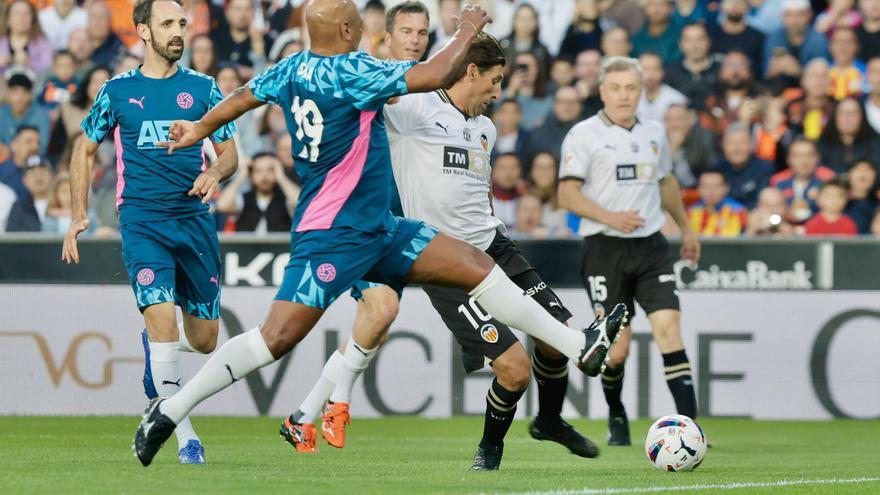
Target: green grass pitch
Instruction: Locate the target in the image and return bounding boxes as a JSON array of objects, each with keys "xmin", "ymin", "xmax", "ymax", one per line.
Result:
[{"xmin": 1, "ymin": 416, "xmax": 878, "ymax": 494}]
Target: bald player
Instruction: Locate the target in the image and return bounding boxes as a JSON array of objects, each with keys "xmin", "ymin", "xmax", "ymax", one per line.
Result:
[{"xmin": 133, "ymin": 0, "xmax": 626, "ymax": 467}]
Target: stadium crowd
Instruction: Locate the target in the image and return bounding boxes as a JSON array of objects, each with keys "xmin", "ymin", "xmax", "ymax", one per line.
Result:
[{"xmin": 2, "ymin": 0, "xmax": 880, "ymax": 238}]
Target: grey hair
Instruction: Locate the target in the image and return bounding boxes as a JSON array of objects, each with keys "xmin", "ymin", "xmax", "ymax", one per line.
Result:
[
  {"xmin": 599, "ymin": 56, "xmax": 643, "ymax": 85},
  {"xmin": 724, "ymin": 121, "xmax": 751, "ymax": 139}
]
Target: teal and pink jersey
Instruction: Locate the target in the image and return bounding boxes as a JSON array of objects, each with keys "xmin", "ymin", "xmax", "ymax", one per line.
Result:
[
  {"xmin": 81, "ymin": 65, "xmax": 235, "ymax": 225},
  {"xmin": 248, "ymin": 50, "xmax": 415, "ymax": 234}
]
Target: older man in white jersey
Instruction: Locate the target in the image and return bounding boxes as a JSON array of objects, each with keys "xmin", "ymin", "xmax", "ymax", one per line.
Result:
[{"xmin": 558, "ymin": 56, "xmax": 701, "ymax": 446}]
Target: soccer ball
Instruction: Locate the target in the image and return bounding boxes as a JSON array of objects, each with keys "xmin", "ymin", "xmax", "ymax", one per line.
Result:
[{"xmin": 644, "ymin": 414, "xmax": 707, "ymax": 472}]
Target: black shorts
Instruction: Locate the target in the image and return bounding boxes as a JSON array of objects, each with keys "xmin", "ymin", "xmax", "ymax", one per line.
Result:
[
  {"xmin": 422, "ymin": 231, "xmax": 573, "ymax": 372},
  {"xmin": 580, "ymin": 232, "xmax": 679, "ymax": 321}
]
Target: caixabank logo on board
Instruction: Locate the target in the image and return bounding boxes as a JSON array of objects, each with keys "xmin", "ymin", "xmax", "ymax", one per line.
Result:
[{"xmin": 673, "ymin": 260, "xmax": 814, "ymax": 290}]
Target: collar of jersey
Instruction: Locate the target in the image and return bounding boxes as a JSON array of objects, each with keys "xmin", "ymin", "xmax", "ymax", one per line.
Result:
[
  {"xmin": 598, "ymin": 110, "xmax": 639, "ymax": 132},
  {"xmin": 135, "ymin": 64, "xmax": 183, "ymax": 81},
  {"xmin": 436, "ymin": 89, "xmax": 473, "ymax": 121}
]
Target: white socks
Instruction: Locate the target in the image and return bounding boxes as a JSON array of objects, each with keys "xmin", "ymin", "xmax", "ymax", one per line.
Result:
[
  {"xmin": 177, "ymin": 321, "xmax": 202, "ymax": 353},
  {"xmin": 161, "ymin": 327, "xmax": 275, "ymax": 424},
  {"xmin": 149, "ymin": 342, "xmax": 198, "ymax": 449},
  {"xmin": 330, "ymin": 337, "xmax": 378, "ymax": 404},
  {"xmin": 294, "ymin": 350, "xmax": 344, "ymax": 424},
  {"xmin": 470, "ymin": 265, "xmax": 585, "ymax": 360}
]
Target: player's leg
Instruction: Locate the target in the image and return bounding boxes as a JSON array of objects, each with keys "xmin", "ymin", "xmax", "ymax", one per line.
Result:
[
  {"xmin": 421, "ymin": 283, "xmax": 526, "ymax": 471},
  {"xmin": 122, "ymin": 220, "xmax": 207, "ymax": 462},
  {"xmin": 291, "ymin": 283, "xmax": 398, "ymax": 450},
  {"xmin": 135, "ymin": 229, "xmax": 376, "ymax": 466},
  {"xmin": 483, "ymin": 233, "xmax": 598, "ymax": 456},
  {"xmin": 399, "ymin": 228, "xmax": 626, "ymax": 376},
  {"xmin": 579, "ymin": 234, "xmax": 636, "ymax": 446},
  {"xmin": 635, "ymin": 234, "xmax": 696, "ymax": 420}
]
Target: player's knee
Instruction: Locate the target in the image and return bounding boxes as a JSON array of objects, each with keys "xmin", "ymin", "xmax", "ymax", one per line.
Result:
[
  {"xmin": 493, "ymin": 346, "xmax": 531, "ymax": 391},
  {"xmin": 607, "ymin": 339, "xmax": 630, "ymax": 369},
  {"xmin": 189, "ymin": 324, "xmax": 219, "ymax": 354},
  {"xmin": 366, "ymin": 295, "xmax": 399, "ymax": 327},
  {"xmin": 261, "ymin": 319, "xmax": 307, "ymax": 357},
  {"xmin": 534, "ymin": 339, "xmax": 565, "ymax": 360},
  {"xmin": 653, "ymin": 325, "xmax": 683, "ymax": 353}
]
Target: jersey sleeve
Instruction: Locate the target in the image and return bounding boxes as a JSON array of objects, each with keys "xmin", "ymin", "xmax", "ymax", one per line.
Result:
[
  {"xmin": 80, "ymin": 83, "xmax": 116, "ymax": 144},
  {"xmin": 208, "ymin": 79, "xmax": 237, "ymax": 143},
  {"xmin": 384, "ymin": 93, "xmax": 425, "ymax": 136},
  {"xmin": 337, "ymin": 52, "xmax": 416, "ymax": 110},
  {"xmin": 248, "ymin": 58, "xmax": 293, "ymax": 105},
  {"xmin": 656, "ymin": 132, "xmax": 673, "ymax": 180},
  {"xmin": 559, "ymin": 127, "xmax": 591, "ymax": 181}
]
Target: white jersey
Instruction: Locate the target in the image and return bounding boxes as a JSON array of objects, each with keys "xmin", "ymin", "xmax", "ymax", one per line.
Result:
[
  {"xmin": 385, "ymin": 90, "xmax": 502, "ymax": 251},
  {"xmin": 559, "ymin": 111, "xmax": 672, "ymax": 238}
]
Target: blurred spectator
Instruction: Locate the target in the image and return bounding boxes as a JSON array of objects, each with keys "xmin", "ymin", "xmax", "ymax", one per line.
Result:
[
  {"xmin": 711, "ymin": 122, "xmax": 776, "ymax": 208},
  {"xmin": 673, "ymin": 0, "xmax": 712, "ymax": 25},
  {"xmin": 0, "ymin": 73, "xmax": 49, "ymax": 156},
  {"xmin": 599, "ymin": 0, "xmax": 646, "ymax": 36},
  {"xmin": 828, "ymin": 28, "xmax": 866, "ymax": 99},
  {"xmin": 573, "ymin": 49, "xmax": 603, "ymax": 115},
  {"xmin": 784, "ymin": 59, "xmax": 835, "ymax": 139},
  {"xmin": 864, "ymin": 57, "xmax": 880, "ymax": 133},
  {"xmin": 637, "ymin": 52, "xmax": 687, "ymax": 122},
  {"xmin": 87, "ymin": 1, "xmax": 126, "ymax": 69},
  {"xmin": 114, "ymin": 52, "xmax": 142, "ymax": 76},
  {"xmin": 38, "ymin": 0, "xmax": 87, "ymax": 51},
  {"xmin": 687, "ymin": 170, "xmax": 747, "ymax": 236},
  {"xmin": 843, "ymin": 159, "xmax": 878, "ymax": 231},
  {"xmin": 748, "ymin": 0, "xmax": 786, "ymax": 35},
  {"xmin": 665, "ymin": 23, "xmax": 720, "ymax": 111},
  {"xmin": 39, "ymin": 50, "xmax": 78, "ymax": 113},
  {"xmin": 815, "ymin": 0, "xmax": 863, "ymax": 36},
  {"xmin": 745, "ymin": 94, "xmax": 797, "ymax": 166},
  {"xmin": 871, "ymin": 205, "xmax": 880, "ymax": 233},
  {"xmin": 216, "ymin": 153, "xmax": 299, "ymax": 234},
  {"xmin": 490, "ymin": 153, "xmax": 524, "ymax": 228},
  {"xmin": 818, "ymin": 96, "xmax": 880, "ymax": 172},
  {"xmin": 215, "ymin": 63, "xmax": 260, "ymax": 158},
  {"xmin": 700, "ymin": 51, "xmax": 757, "ymax": 135},
  {"xmin": 42, "ymin": 172, "xmax": 76, "ymax": 234},
  {"xmin": 711, "ymin": 0, "xmax": 766, "ymax": 75},
  {"xmin": 527, "ymin": 152, "xmax": 572, "ymax": 233},
  {"xmin": 856, "ymin": 0, "xmax": 880, "ymax": 61},
  {"xmin": 211, "ymin": 0, "xmax": 266, "ymax": 77},
  {"xmin": 0, "ymin": 181, "xmax": 14, "ymax": 231},
  {"xmin": 66, "ymin": 28, "xmax": 93, "ymax": 79},
  {"xmin": 105, "ymin": 0, "xmax": 139, "ymax": 49},
  {"xmin": 426, "ymin": 0, "xmax": 460, "ymax": 59},
  {"xmin": 549, "ymin": 57, "xmax": 576, "ymax": 90},
  {"xmin": 599, "ymin": 26, "xmax": 632, "ymax": 58},
  {"xmin": 746, "ymin": 186, "xmax": 797, "ymax": 235},
  {"xmin": 55, "ymin": 66, "xmax": 111, "ymax": 156},
  {"xmin": 524, "ymin": 86, "xmax": 583, "ymax": 164},
  {"xmin": 500, "ymin": 3, "xmax": 552, "ymax": 74},
  {"xmin": 492, "ymin": 99, "xmax": 531, "ymax": 165},
  {"xmin": 0, "ymin": 126, "xmax": 40, "ymax": 199},
  {"xmin": 0, "ymin": 0, "xmax": 53, "ymax": 76},
  {"xmin": 359, "ymin": 0, "xmax": 386, "ymax": 56},
  {"xmin": 523, "ymin": 0, "xmax": 579, "ymax": 57},
  {"xmin": 803, "ymin": 178, "xmax": 859, "ymax": 234},
  {"xmin": 187, "ymin": 34, "xmax": 217, "ymax": 77},
  {"xmin": 771, "ymin": 138, "xmax": 836, "ymax": 223},
  {"xmin": 509, "ymin": 193, "xmax": 564, "ymax": 239},
  {"xmin": 631, "ymin": 0, "xmax": 682, "ymax": 64},
  {"xmin": 665, "ymin": 103, "xmax": 718, "ymax": 187},
  {"xmin": 504, "ymin": 52, "xmax": 553, "ymax": 129},
  {"xmin": 763, "ymin": 0, "xmax": 828, "ymax": 76},
  {"xmin": 6, "ymin": 157, "xmax": 52, "ymax": 232},
  {"xmin": 559, "ymin": 0, "xmax": 603, "ymax": 61}
]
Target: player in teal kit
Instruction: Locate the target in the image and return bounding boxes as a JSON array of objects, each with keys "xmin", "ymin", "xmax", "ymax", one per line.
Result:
[
  {"xmin": 61, "ymin": 0, "xmax": 238, "ymax": 464},
  {"xmin": 132, "ymin": 0, "xmax": 626, "ymax": 467}
]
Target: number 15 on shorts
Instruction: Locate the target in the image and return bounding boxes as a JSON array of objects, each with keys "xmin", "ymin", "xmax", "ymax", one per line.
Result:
[{"xmin": 587, "ymin": 276, "xmax": 607, "ymax": 302}]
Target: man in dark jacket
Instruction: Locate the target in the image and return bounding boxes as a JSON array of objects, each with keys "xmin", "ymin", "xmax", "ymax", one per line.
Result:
[
  {"xmin": 523, "ymin": 86, "xmax": 583, "ymax": 169},
  {"xmin": 6, "ymin": 158, "xmax": 52, "ymax": 232},
  {"xmin": 710, "ymin": 123, "xmax": 775, "ymax": 209}
]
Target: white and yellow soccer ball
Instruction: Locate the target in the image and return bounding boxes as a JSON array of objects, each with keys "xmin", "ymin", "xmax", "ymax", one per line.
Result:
[{"xmin": 644, "ymin": 414, "xmax": 707, "ymax": 472}]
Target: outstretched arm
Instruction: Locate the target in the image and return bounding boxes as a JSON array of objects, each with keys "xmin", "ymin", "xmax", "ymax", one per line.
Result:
[
  {"xmin": 162, "ymin": 88, "xmax": 264, "ymax": 153},
  {"xmin": 62, "ymin": 136, "xmax": 99, "ymax": 264},
  {"xmin": 404, "ymin": 5, "xmax": 492, "ymax": 93}
]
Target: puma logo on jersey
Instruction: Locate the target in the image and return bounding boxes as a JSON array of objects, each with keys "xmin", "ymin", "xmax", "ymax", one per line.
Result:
[
  {"xmin": 129, "ymin": 96, "xmax": 145, "ymax": 109},
  {"xmin": 435, "ymin": 121, "xmax": 450, "ymax": 134}
]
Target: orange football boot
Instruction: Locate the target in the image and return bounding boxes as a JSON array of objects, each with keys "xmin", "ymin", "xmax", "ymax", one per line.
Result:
[
  {"xmin": 279, "ymin": 417, "xmax": 318, "ymax": 453},
  {"xmin": 321, "ymin": 401, "xmax": 351, "ymax": 448}
]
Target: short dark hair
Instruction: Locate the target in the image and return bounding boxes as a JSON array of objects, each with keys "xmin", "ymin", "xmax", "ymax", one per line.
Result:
[
  {"xmin": 447, "ymin": 32, "xmax": 506, "ymax": 87},
  {"xmin": 699, "ymin": 169, "xmax": 728, "ymax": 184},
  {"xmin": 53, "ymin": 49, "xmax": 74, "ymax": 61},
  {"xmin": 499, "ymin": 98, "xmax": 520, "ymax": 109},
  {"xmin": 133, "ymin": 0, "xmax": 183, "ymax": 27},
  {"xmin": 14, "ymin": 125, "xmax": 40, "ymax": 138},
  {"xmin": 820, "ymin": 177, "xmax": 849, "ymax": 193},
  {"xmin": 385, "ymin": 1, "xmax": 430, "ymax": 33}
]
